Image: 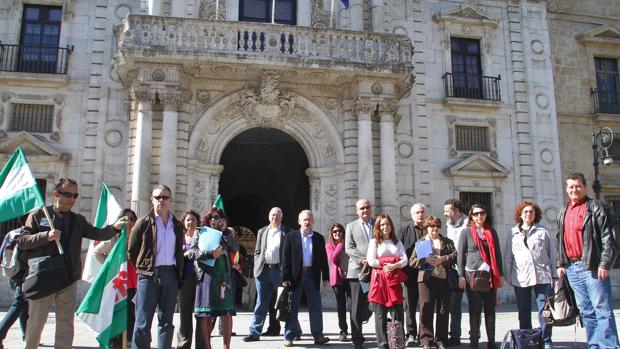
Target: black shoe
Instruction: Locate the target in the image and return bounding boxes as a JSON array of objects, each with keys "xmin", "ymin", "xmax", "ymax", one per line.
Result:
[
  {"xmin": 447, "ymin": 337, "xmax": 461, "ymax": 347},
  {"xmin": 242, "ymin": 335, "xmax": 260, "ymax": 342},
  {"xmin": 338, "ymin": 332, "xmax": 348, "ymax": 342},
  {"xmin": 314, "ymin": 337, "xmax": 330, "ymax": 345},
  {"xmin": 354, "ymin": 343, "xmax": 364, "ymax": 349},
  {"xmin": 487, "ymin": 342, "xmax": 498, "ymax": 349},
  {"xmin": 261, "ymin": 330, "xmax": 280, "ymax": 336},
  {"xmin": 470, "ymin": 341, "xmax": 479, "ymax": 349}
]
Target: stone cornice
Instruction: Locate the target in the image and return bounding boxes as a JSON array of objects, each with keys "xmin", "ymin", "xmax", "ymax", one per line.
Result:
[{"xmin": 433, "ymin": 4, "xmax": 499, "ymax": 29}]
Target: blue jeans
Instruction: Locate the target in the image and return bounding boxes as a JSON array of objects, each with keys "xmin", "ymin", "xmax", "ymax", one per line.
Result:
[
  {"xmin": 284, "ymin": 271, "xmax": 324, "ymax": 341},
  {"xmin": 132, "ymin": 266, "xmax": 178, "ymax": 349},
  {"xmin": 0, "ymin": 272, "xmax": 28, "ymax": 341},
  {"xmin": 567, "ymin": 261, "xmax": 619, "ymax": 349},
  {"xmin": 248, "ymin": 266, "xmax": 282, "ymax": 336},
  {"xmin": 449, "ymin": 291, "xmax": 464, "ymax": 339},
  {"xmin": 513, "ymin": 283, "xmax": 552, "ymax": 346}
]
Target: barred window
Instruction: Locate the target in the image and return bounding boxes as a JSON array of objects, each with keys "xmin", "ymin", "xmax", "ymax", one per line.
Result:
[
  {"xmin": 606, "ymin": 196, "xmax": 620, "ymax": 268},
  {"xmin": 10, "ymin": 103, "xmax": 54, "ymax": 133},
  {"xmin": 459, "ymin": 191, "xmax": 492, "ymax": 220},
  {"xmin": 455, "ymin": 125, "xmax": 489, "ymax": 151}
]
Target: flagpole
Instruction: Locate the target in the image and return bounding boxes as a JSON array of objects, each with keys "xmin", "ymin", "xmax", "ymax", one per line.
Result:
[
  {"xmin": 122, "ymin": 331, "xmax": 127, "ymax": 349},
  {"xmin": 41, "ymin": 206, "xmax": 64, "ymax": 255},
  {"xmin": 271, "ymin": 0, "xmax": 275, "ymax": 24},
  {"xmin": 215, "ymin": 0, "xmax": 219, "ymax": 20},
  {"xmin": 330, "ymin": 0, "xmax": 335, "ymax": 28}
]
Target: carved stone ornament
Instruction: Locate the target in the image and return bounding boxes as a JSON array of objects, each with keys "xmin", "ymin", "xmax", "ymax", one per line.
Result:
[
  {"xmin": 199, "ymin": 0, "xmax": 226, "ymax": 20},
  {"xmin": 197, "ymin": 90, "xmax": 211, "ymax": 104},
  {"xmin": 238, "ymin": 72, "xmax": 297, "ymax": 129},
  {"xmin": 311, "ymin": 0, "xmax": 330, "ymax": 28},
  {"xmin": 371, "ymin": 82, "xmax": 383, "ymax": 95}
]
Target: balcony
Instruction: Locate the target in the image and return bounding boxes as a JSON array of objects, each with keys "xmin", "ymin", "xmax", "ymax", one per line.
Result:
[
  {"xmin": 115, "ymin": 15, "xmax": 413, "ymax": 88},
  {"xmin": 0, "ymin": 42, "xmax": 73, "ymax": 74},
  {"xmin": 592, "ymin": 88, "xmax": 620, "ymax": 115}
]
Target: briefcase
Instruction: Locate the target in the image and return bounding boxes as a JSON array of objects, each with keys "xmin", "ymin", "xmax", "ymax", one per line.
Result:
[{"xmin": 23, "ymin": 254, "xmax": 72, "ymax": 300}]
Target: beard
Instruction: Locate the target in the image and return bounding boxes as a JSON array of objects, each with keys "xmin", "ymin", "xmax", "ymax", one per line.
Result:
[{"xmin": 446, "ymin": 215, "xmax": 455, "ymax": 225}]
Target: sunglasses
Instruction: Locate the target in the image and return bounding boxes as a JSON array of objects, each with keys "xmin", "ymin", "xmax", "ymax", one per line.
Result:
[
  {"xmin": 58, "ymin": 191, "xmax": 79, "ymax": 199},
  {"xmin": 209, "ymin": 215, "xmax": 221, "ymax": 220},
  {"xmin": 332, "ymin": 229, "xmax": 343, "ymax": 234},
  {"xmin": 472, "ymin": 211, "xmax": 487, "ymax": 216},
  {"xmin": 153, "ymin": 195, "xmax": 171, "ymax": 201}
]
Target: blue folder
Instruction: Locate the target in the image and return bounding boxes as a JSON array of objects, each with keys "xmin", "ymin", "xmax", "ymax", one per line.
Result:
[{"xmin": 197, "ymin": 226, "xmax": 222, "ymax": 267}]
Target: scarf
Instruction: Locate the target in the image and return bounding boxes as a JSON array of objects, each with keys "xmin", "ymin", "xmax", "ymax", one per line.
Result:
[{"xmin": 469, "ymin": 224, "xmax": 501, "ymax": 289}]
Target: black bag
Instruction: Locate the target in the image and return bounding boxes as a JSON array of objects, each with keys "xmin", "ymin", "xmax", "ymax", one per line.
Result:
[
  {"xmin": 447, "ymin": 267, "xmax": 463, "ymax": 293},
  {"xmin": 275, "ymin": 286, "xmax": 292, "ymax": 322},
  {"xmin": 500, "ymin": 328, "xmax": 543, "ymax": 349},
  {"xmin": 23, "ymin": 254, "xmax": 72, "ymax": 300},
  {"xmin": 359, "ymin": 263, "xmax": 371, "ymax": 282},
  {"xmin": 468, "ymin": 270, "xmax": 491, "ymax": 292},
  {"xmin": 542, "ymin": 274, "xmax": 580, "ymax": 327}
]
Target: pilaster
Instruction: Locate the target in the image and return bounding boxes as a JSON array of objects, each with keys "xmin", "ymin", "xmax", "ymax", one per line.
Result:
[{"xmin": 355, "ymin": 100, "xmax": 375, "ymax": 203}]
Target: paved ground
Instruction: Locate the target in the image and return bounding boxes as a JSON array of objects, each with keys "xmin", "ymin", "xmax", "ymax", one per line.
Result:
[{"xmin": 2, "ymin": 303, "xmax": 618, "ymax": 348}]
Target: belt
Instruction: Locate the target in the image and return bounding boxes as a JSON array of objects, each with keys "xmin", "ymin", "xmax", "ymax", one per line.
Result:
[
  {"xmin": 568, "ymin": 257, "xmax": 581, "ymax": 263},
  {"xmin": 302, "ymin": 266, "xmax": 312, "ymax": 272},
  {"xmin": 155, "ymin": 265, "xmax": 176, "ymax": 269},
  {"xmin": 265, "ymin": 263, "xmax": 279, "ymax": 268}
]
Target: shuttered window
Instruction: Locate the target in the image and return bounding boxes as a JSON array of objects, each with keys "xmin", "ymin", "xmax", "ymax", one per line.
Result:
[
  {"xmin": 455, "ymin": 125, "xmax": 489, "ymax": 151},
  {"xmin": 10, "ymin": 103, "xmax": 54, "ymax": 133}
]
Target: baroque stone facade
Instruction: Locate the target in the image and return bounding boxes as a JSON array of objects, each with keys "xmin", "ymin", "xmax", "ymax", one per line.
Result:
[{"xmin": 0, "ymin": 0, "xmax": 618, "ymax": 306}]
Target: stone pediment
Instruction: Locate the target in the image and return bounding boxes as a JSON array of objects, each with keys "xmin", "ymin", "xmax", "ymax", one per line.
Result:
[
  {"xmin": 577, "ymin": 23, "xmax": 620, "ymax": 48},
  {"xmin": 444, "ymin": 153, "xmax": 509, "ymax": 179},
  {"xmin": 0, "ymin": 132, "xmax": 66, "ymax": 163},
  {"xmin": 433, "ymin": 4, "xmax": 499, "ymax": 28}
]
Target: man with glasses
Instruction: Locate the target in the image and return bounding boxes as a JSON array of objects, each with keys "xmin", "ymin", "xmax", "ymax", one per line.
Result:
[
  {"xmin": 344, "ymin": 198, "xmax": 375, "ymax": 349},
  {"xmin": 397, "ymin": 203, "xmax": 427, "ymax": 347},
  {"xmin": 556, "ymin": 173, "xmax": 619, "ymax": 349},
  {"xmin": 243, "ymin": 207, "xmax": 290, "ymax": 342},
  {"xmin": 18, "ymin": 177, "xmax": 127, "ymax": 349},
  {"xmin": 128, "ymin": 184, "xmax": 184, "ymax": 349}
]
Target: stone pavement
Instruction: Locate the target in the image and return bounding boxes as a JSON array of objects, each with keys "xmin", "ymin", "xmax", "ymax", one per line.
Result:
[{"xmin": 1, "ymin": 303, "xmax": 618, "ymax": 348}]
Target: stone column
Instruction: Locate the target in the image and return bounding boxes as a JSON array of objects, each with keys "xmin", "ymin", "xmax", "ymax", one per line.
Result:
[
  {"xmin": 349, "ymin": 0, "xmax": 364, "ymax": 31},
  {"xmin": 159, "ymin": 101, "xmax": 178, "ymax": 195},
  {"xmin": 370, "ymin": 0, "xmax": 384, "ymax": 32},
  {"xmin": 147, "ymin": 0, "xmax": 161, "ymax": 15},
  {"xmin": 379, "ymin": 104, "xmax": 398, "ymax": 222},
  {"xmin": 355, "ymin": 101, "xmax": 375, "ymax": 202},
  {"xmin": 131, "ymin": 92, "xmax": 154, "ymax": 216},
  {"xmin": 297, "ymin": 0, "xmax": 312, "ymax": 27}
]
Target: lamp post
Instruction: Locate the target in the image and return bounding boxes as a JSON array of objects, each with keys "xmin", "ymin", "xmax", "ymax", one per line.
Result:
[{"xmin": 592, "ymin": 127, "xmax": 615, "ymax": 200}]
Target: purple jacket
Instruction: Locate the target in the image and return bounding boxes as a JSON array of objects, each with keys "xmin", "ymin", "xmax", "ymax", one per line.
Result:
[{"xmin": 326, "ymin": 242, "xmax": 348, "ymax": 286}]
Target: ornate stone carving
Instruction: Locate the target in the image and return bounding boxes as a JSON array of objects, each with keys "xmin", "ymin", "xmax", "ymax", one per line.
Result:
[
  {"xmin": 238, "ymin": 72, "xmax": 297, "ymax": 129},
  {"xmin": 197, "ymin": 90, "xmax": 211, "ymax": 104},
  {"xmin": 354, "ymin": 102, "xmax": 376, "ymax": 120},
  {"xmin": 199, "ymin": 0, "xmax": 226, "ymax": 20},
  {"xmin": 325, "ymin": 98, "xmax": 338, "ymax": 110},
  {"xmin": 311, "ymin": 0, "xmax": 330, "ymax": 28},
  {"xmin": 151, "ymin": 69, "xmax": 165, "ymax": 81}
]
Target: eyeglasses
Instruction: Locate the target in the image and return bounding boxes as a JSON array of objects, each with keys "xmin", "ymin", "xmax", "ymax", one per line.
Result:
[
  {"xmin": 209, "ymin": 215, "xmax": 221, "ymax": 220},
  {"xmin": 427, "ymin": 225, "xmax": 440, "ymax": 229},
  {"xmin": 358, "ymin": 205, "xmax": 371, "ymax": 210},
  {"xmin": 153, "ymin": 195, "xmax": 170, "ymax": 201},
  {"xmin": 58, "ymin": 191, "xmax": 79, "ymax": 199},
  {"xmin": 472, "ymin": 211, "xmax": 486, "ymax": 216}
]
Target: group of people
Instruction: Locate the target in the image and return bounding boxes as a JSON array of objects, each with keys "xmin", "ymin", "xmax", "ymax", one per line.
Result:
[{"xmin": 0, "ymin": 171, "xmax": 618, "ymax": 349}]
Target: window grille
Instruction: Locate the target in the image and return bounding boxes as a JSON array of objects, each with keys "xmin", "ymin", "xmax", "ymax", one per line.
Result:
[
  {"xmin": 459, "ymin": 191, "xmax": 492, "ymax": 220},
  {"xmin": 455, "ymin": 125, "xmax": 489, "ymax": 151},
  {"xmin": 605, "ymin": 196, "xmax": 620, "ymax": 268},
  {"xmin": 10, "ymin": 103, "xmax": 54, "ymax": 133}
]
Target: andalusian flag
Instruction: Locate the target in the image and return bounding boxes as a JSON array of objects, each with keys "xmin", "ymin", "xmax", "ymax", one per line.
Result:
[
  {"xmin": 213, "ymin": 194, "xmax": 225, "ymax": 210},
  {"xmin": 77, "ymin": 227, "xmax": 128, "ymax": 349},
  {"xmin": 0, "ymin": 146, "xmax": 44, "ymax": 223},
  {"xmin": 82, "ymin": 183, "xmax": 122, "ymax": 283}
]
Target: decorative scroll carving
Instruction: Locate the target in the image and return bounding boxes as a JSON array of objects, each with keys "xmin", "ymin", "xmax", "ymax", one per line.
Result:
[
  {"xmin": 238, "ymin": 72, "xmax": 297, "ymax": 129},
  {"xmin": 311, "ymin": 0, "xmax": 330, "ymax": 28},
  {"xmin": 199, "ymin": 0, "xmax": 225, "ymax": 20}
]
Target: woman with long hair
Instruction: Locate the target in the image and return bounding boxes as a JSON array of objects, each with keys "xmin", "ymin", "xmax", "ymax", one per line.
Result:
[
  {"xmin": 457, "ymin": 204, "xmax": 503, "ymax": 349},
  {"xmin": 177, "ymin": 210, "xmax": 202, "ymax": 349},
  {"xmin": 367, "ymin": 213, "xmax": 408, "ymax": 349},
  {"xmin": 409, "ymin": 216, "xmax": 458, "ymax": 349},
  {"xmin": 325, "ymin": 223, "xmax": 350, "ymax": 342},
  {"xmin": 504, "ymin": 201, "xmax": 554, "ymax": 349},
  {"xmin": 186, "ymin": 207, "xmax": 239, "ymax": 349}
]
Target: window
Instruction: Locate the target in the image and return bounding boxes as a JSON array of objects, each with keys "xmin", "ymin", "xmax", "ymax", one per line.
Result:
[
  {"xmin": 0, "ymin": 179, "xmax": 46, "ymax": 237},
  {"xmin": 239, "ymin": 0, "xmax": 296, "ymax": 25},
  {"xmin": 451, "ymin": 37, "xmax": 482, "ymax": 98},
  {"xmin": 595, "ymin": 57, "xmax": 620, "ymax": 114},
  {"xmin": 455, "ymin": 125, "xmax": 489, "ymax": 152},
  {"xmin": 19, "ymin": 5, "xmax": 62, "ymax": 73},
  {"xmin": 10, "ymin": 103, "xmax": 54, "ymax": 133},
  {"xmin": 459, "ymin": 191, "xmax": 492, "ymax": 220},
  {"xmin": 606, "ymin": 197, "xmax": 620, "ymax": 268}
]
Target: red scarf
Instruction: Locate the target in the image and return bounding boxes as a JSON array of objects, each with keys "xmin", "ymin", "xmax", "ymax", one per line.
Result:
[{"xmin": 470, "ymin": 225, "xmax": 501, "ymax": 289}]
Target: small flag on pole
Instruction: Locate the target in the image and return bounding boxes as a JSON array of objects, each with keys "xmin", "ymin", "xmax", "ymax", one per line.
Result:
[
  {"xmin": 0, "ymin": 146, "xmax": 44, "ymax": 223},
  {"xmin": 82, "ymin": 183, "xmax": 122, "ymax": 283},
  {"xmin": 341, "ymin": 0, "xmax": 349, "ymax": 8},
  {"xmin": 77, "ymin": 227, "xmax": 128, "ymax": 349},
  {"xmin": 213, "ymin": 194, "xmax": 224, "ymax": 210}
]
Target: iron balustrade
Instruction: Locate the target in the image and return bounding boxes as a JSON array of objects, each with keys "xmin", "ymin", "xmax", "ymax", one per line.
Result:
[
  {"xmin": 443, "ymin": 72, "xmax": 501, "ymax": 101},
  {"xmin": 592, "ymin": 88, "xmax": 620, "ymax": 115},
  {"xmin": 0, "ymin": 42, "xmax": 73, "ymax": 74}
]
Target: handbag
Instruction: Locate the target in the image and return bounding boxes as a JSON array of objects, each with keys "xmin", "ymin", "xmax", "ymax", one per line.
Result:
[
  {"xmin": 542, "ymin": 274, "xmax": 580, "ymax": 326},
  {"xmin": 467, "ymin": 270, "xmax": 491, "ymax": 292},
  {"xmin": 23, "ymin": 254, "xmax": 72, "ymax": 300},
  {"xmin": 275, "ymin": 286, "xmax": 292, "ymax": 322},
  {"xmin": 447, "ymin": 267, "xmax": 463, "ymax": 293},
  {"xmin": 500, "ymin": 328, "xmax": 543, "ymax": 349},
  {"xmin": 359, "ymin": 263, "xmax": 371, "ymax": 283},
  {"xmin": 386, "ymin": 319, "xmax": 406, "ymax": 349}
]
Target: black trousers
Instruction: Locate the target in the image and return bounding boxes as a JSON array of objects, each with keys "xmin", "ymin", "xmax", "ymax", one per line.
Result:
[
  {"xmin": 467, "ymin": 287, "xmax": 497, "ymax": 343},
  {"xmin": 332, "ymin": 280, "xmax": 351, "ymax": 334},
  {"xmin": 349, "ymin": 279, "xmax": 369, "ymax": 345},
  {"xmin": 403, "ymin": 275, "xmax": 420, "ymax": 337},
  {"xmin": 265, "ymin": 288, "xmax": 281, "ymax": 334}
]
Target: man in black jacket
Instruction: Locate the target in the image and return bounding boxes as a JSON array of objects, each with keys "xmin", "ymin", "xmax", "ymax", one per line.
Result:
[
  {"xmin": 556, "ymin": 172, "xmax": 618, "ymax": 349},
  {"xmin": 281, "ymin": 210, "xmax": 330, "ymax": 347}
]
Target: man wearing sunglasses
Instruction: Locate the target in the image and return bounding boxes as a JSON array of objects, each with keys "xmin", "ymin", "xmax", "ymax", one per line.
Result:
[
  {"xmin": 18, "ymin": 177, "xmax": 127, "ymax": 349},
  {"xmin": 128, "ymin": 184, "xmax": 184, "ymax": 349}
]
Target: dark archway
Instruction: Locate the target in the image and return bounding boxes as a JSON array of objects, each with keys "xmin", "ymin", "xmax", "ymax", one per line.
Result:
[{"xmin": 218, "ymin": 128, "xmax": 310, "ymax": 234}]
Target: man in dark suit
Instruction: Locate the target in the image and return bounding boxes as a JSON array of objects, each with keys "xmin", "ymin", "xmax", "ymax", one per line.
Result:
[
  {"xmin": 243, "ymin": 207, "xmax": 289, "ymax": 341},
  {"xmin": 281, "ymin": 210, "xmax": 330, "ymax": 347}
]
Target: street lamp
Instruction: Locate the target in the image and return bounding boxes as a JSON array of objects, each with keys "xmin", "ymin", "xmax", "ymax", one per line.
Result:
[{"xmin": 592, "ymin": 127, "xmax": 616, "ymax": 200}]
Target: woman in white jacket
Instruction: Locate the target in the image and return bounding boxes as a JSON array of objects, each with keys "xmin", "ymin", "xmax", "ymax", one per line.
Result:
[{"xmin": 503, "ymin": 201, "xmax": 555, "ymax": 349}]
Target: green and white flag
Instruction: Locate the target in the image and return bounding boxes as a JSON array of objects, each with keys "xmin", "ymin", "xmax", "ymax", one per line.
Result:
[
  {"xmin": 213, "ymin": 194, "xmax": 224, "ymax": 210},
  {"xmin": 0, "ymin": 146, "xmax": 44, "ymax": 223},
  {"xmin": 82, "ymin": 183, "xmax": 122, "ymax": 283},
  {"xmin": 77, "ymin": 227, "xmax": 128, "ymax": 349}
]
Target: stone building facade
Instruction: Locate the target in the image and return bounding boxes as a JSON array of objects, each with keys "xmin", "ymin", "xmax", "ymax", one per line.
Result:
[{"xmin": 1, "ymin": 0, "xmax": 617, "ymax": 305}]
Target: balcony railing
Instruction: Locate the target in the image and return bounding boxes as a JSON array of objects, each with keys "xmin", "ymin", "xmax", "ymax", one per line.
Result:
[
  {"xmin": 117, "ymin": 15, "xmax": 413, "ymax": 72},
  {"xmin": 592, "ymin": 88, "xmax": 620, "ymax": 115},
  {"xmin": 0, "ymin": 42, "xmax": 73, "ymax": 74},
  {"xmin": 443, "ymin": 72, "xmax": 501, "ymax": 101}
]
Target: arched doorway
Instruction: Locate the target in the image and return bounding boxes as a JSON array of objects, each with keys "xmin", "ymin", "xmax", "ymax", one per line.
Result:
[{"xmin": 218, "ymin": 128, "xmax": 310, "ymax": 234}]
